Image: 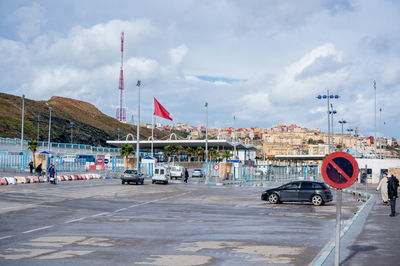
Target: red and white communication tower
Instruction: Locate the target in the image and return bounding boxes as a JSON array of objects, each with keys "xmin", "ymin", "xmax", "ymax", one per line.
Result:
[{"xmin": 116, "ymin": 32, "xmax": 126, "ymax": 122}]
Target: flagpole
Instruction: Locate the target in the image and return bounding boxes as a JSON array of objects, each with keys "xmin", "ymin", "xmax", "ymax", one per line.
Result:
[{"xmin": 151, "ymin": 100, "xmax": 154, "ymax": 157}]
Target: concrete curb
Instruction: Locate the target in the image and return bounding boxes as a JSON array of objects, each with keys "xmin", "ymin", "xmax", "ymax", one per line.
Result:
[{"xmin": 313, "ymin": 189, "xmax": 374, "ymax": 266}]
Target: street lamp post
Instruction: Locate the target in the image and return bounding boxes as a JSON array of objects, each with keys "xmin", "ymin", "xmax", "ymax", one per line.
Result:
[
  {"xmin": 233, "ymin": 115, "xmax": 236, "ymax": 159},
  {"xmin": 347, "ymin": 128, "xmax": 353, "ymax": 149},
  {"xmin": 330, "ymin": 104, "xmax": 337, "ymax": 151},
  {"xmin": 379, "ymin": 108, "xmax": 382, "ymax": 159},
  {"xmin": 136, "ymin": 80, "xmax": 141, "ymax": 174},
  {"xmin": 205, "ymin": 102, "xmax": 208, "ymax": 183},
  {"xmin": 70, "ymin": 122, "xmax": 75, "ymax": 144},
  {"xmin": 317, "ymin": 91, "xmax": 339, "ymax": 153},
  {"xmin": 20, "ymin": 95, "xmax": 25, "ymax": 152},
  {"xmin": 374, "ymin": 80, "xmax": 377, "ymax": 158},
  {"xmin": 47, "ymin": 106, "xmax": 52, "ymax": 152},
  {"xmin": 36, "ymin": 115, "xmax": 42, "ymax": 140},
  {"xmin": 117, "ymin": 128, "xmax": 121, "ymax": 140},
  {"xmin": 338, "ymin": 119, "xmax": 347, "ymax": 147}
]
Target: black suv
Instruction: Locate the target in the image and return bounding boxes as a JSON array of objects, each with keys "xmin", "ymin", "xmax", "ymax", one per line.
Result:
[{"xmin": 261, "ymin": 181, "xmax": 333, "ymax": 206}]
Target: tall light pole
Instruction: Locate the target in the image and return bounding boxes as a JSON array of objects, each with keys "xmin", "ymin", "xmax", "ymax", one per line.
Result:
[
  {"xmin": 117, "ymin": 128, "xmax": 121, "ymax": 140},
  {"xmin": 330, "ymin": 104, "xmax": 337, "ymax": 151},
  {"xmin": 233, "ymin": 115, "xmax": 237, "ymax": 159},
  {"xmin": 347, "ymin": 128, "xmax": 353, "ymax": 149},
  {"xmin": 317, "ymin": 91, "xmax": 339, "ymax": 153},
  {"xmin": 47, "ymin": 105, "xmax": 52, "ymax": 152},
  {"xmin": 205, "ymin": 102, "xmax": 208, "ymax": 183},
  {"xmin": 379, "ymin": 108, "xmax": 382, "ymax": 159},
  {"xmin": 136, "ymin": 80, "xmax": 141, "ymax": 174},
  {"xmin": 70, "ymin": 122, "xmax": 75, "ymax": 144},
  {"xmin": 338, "ymin": 119, "xmax": 347, "ymax": 147},
  {"xmin": 20, "ymin": 94, "xmax": 25, "ymax": 152},
  {"xmin": 374, "ymin": 80, "xmax": 377, "ymax": 158},
  {"xmin": 36, "ymin": 115, "xmax": 42, "ymax": 140}
]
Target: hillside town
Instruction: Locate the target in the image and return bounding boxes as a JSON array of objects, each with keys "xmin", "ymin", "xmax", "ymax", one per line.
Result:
[{"xmin": 143, "ymin": 122, "xmax": 399, "ymax": 158}]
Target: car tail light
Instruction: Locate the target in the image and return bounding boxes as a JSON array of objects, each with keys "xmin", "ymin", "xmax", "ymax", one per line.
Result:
[{"xmin": 324, "ymin": 189, "xmax": 329, "ymax": 192}]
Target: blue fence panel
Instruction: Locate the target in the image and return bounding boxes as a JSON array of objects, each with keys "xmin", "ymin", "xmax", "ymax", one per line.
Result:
[
  {"xmin": 49, "ymin": 157, "xmax": 86, "ymax": 172},
  {"xmin": 0, "ymin": 152, "xmax": 32, "ymax": 170}
]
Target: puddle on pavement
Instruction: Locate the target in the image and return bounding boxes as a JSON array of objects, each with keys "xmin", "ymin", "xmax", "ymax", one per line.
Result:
[
  {"xmin": 136, "ymin": 255, "xmax": 212, "ymax": 265},
  {"xmin": 0, "ymin": 235, "xmax": 114, "ymax": 260},
  {"xmin": 177, "ymin": 241, "xmax": 307, "ymax": 264}
]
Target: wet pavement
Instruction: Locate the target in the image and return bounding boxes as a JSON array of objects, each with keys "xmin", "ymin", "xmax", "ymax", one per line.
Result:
[{"xmin": 0, "ymin": 178, "xmax": 363, "ymax": 265}]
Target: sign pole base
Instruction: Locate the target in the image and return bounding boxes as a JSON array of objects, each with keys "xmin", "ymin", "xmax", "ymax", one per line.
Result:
[{"xmin": 335, "ymin": 189, "xmax": 342, "ymax": 266}]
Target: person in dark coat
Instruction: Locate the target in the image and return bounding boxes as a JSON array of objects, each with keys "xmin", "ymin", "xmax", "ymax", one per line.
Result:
[
  {"xmin": 387, "ymin": 175, "xmax": 399, "ymax": 217},
  {"xmin": 35, "ymin": 163, "xmax": 42, "ymax": 176},
  {"xmin": 184, "ymin": 169, "xmax": 189, "ymax": 183},
  {"xmin": 48, "ymin": 164, "xmax": 56, "ymax": 184},
  {"xmin": 29, "ymin": 161, "xmax": 34, "ymax": 174}
]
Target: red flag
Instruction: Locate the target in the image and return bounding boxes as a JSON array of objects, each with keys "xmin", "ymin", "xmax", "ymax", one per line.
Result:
[{"xmin": 153, "ymin": 97, "xmax": 173, "ymax": 121}]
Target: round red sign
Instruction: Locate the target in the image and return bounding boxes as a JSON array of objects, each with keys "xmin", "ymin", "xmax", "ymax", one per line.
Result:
[
  {"xmin": 321, "ymin": 152, "xmax": 359, "ymax": 189},
  {"xmin": 97, "ymin": 158, "xmax": 103, "ymax": 165}
]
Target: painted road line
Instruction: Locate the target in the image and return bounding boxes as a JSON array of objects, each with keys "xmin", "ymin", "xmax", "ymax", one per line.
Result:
[
  {"xmin": 114, "ymin": 208, "xmax": 127, "ymax": 213},
  {"xmin": 127, "ymin": 191, "xmax": 193, "ymax": 208},
  {"xmin": 0, "ymin": 235, "xmax": 13, "ymax": 240},
  {"xmin": 22, "ymin": 225, "xmax": 54, "ymax": 234},
  {"xmin": 91, "ymin": 212, "xmax": 109, "ymax": 217},
  {"xmin": 64, "ymin": 217, "xmax": 87, "ymax": 224}
]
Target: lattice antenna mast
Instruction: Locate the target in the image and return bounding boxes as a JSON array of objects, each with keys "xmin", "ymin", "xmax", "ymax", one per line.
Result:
[{"xmin": 116, "ymin": 32, "xmax": 126, "ymax": 122}]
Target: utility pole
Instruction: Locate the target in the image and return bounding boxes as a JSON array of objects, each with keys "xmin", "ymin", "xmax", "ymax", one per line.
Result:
[
  {"xmin": 70, "ymin": 122, "xmax": 75, "ymax": 144},
  {"xmin": 136, "ymin": 80, "xmax": 141, "ymax": 174},
  {"xmin": 20, "ymin": 95, "xmax": 25, "ymax": 152},
  {"xmin": 205, "ymin": 102, "xmax": 208, "ymax": 183},
  {"xmin": 36, "ymin": 115, "xmax": 42, "ymax": 140},
  {"xmin": 374, "ymin": 80, "xmax": 377, "ymax": 158}
]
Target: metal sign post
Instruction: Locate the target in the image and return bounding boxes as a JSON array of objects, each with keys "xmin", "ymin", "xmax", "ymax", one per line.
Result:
[
  {"xmin": 321, "ymin": 151, "xmax": 359, "ymax": 266},
  {"xmin": 335, "ymin": 189, "xmax": 342, "ymax": 266}
]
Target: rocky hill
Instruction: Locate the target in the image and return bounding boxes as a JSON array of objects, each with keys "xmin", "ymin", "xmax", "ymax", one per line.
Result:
[{"xmin": 0, "ymin": 93, "xmax": 169, "ymax": 147}]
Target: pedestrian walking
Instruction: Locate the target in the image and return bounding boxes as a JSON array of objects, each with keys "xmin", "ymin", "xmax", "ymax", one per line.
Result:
[
  {"xmin": 48, "ymin": 163, "xmax": 56, "ymax": 184},
  {"xmin": 29, "ymin": 161, "xmax": 34, "ymax": 174},
  {"xmin": 184, "ymin": 168, "xmax": 189, "ymax": 183},
  {"xmin": 35, "ymin": 163, "xmax": 42, "ymax": 177},
  {"xmin": 376, "ymin": 172, "xmax": 389, "ymax": 205},
  {"xmin": 387, "ymin": 175, "xmax": 399, "ymax": 217}
]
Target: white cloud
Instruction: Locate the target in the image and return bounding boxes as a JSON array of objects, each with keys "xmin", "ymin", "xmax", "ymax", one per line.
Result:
[{"xmin": 13, "ymin": 3, "xmax": 46, "ymax": 41}]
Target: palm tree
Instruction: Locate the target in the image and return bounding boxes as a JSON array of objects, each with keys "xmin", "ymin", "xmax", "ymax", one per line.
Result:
[
  {"xmin": 196, "ymin": 146, "xmax": 205, "ymax": 162},
  {"xmin": 222, "ymin": 150, "xmax": 232, "ymax": 162},
  {"xmin": 186, "ymin": 147, "xmax": 195, "ymax": 162},
  {"xmin": 209, "ymin": 148, "xmax": 219, "ymax": 162},
  {"xmin": 121, "ymin": 144, "xmax": 135, "ymax": 170},
  {"xmin": 121, "ymin": 144, "xmax": 135, "ymax": 157},
  {"xmin": 176, "ymin": 145, "xmax": 184, "ymax": 162},
  {"xmin": 28, "ymin": 139, "xmax": 39, "ymax": 167},
  {"xmin": 164, "ymin": 145, "xmax": 175, "ymax": 168}
]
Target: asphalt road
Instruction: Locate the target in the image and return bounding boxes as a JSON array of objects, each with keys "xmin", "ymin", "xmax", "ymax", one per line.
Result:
[{"xmin": 0, "ymin": 178, "xmax": 362, "ymax": 265}]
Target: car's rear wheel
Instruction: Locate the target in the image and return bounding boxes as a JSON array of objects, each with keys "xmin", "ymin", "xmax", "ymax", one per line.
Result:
[
  {"xmin": 141, "ymin": 180, "xmax": 144, "ymax": 185},
  {"xmin": 122, "ymin": 180, "xmax": 125, "ymax": 185},
  {"xmin": 152, "ymin": 180, "xmax": 155, "ymax": 184},
  {"xmin": 311, "ymin": 195, "xmax": 323, "ymax": 206},
  {"xmin": 268, "ymin": 193, "xmax": 279, "ymax": 204}
]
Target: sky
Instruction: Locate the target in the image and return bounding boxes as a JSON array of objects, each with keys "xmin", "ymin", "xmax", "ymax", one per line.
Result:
[{"xmin": 1, "ymin": 0, "xmax": 399, "ymax": 139}]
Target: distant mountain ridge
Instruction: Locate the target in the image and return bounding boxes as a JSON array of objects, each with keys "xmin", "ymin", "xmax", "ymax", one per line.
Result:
[{"xmin": 0, "ymin": 93, "xmax": 168, "ymax": 147}]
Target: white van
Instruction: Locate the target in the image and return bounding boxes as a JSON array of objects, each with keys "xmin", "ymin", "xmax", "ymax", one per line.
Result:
[
  {"xmin": 152, "ymin": 166, "xmax": 170, "ymax": 184},
  {"xmin": 170, "ymin": 166, "xmax": 185, "ymax": 180}
]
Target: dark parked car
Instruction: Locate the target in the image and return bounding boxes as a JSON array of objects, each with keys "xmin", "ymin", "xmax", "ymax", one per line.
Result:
[
  {"xmin": 121, "ymin": 170, "xmax": 144, "ymax": 185},
  {"xmin": 192, "ymin": 169, "xmax": 203, "ymax": 178},
  {"xmin": 261, "ymin": 181, "xmax": 333, "ymax": 206}
]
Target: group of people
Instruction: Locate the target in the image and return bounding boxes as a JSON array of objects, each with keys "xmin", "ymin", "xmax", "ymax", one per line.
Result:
[
  {"xmin": 28, "ymin": 161, "xmax": 56, "ymax": 184},
  {"xmin": 376, "ymin": 172, "xmax": 399, "ymax": 217}
]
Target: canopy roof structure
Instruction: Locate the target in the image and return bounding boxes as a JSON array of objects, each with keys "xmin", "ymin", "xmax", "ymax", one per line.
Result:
[{"xmin": 106, "ymin": 139, "xmax": 261, "ymax": 152}]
